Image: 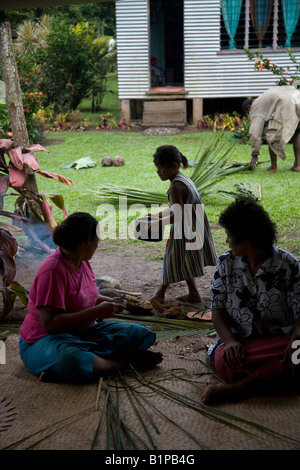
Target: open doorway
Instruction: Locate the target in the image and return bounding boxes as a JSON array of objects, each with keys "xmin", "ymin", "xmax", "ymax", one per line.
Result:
[{"xmin": 150, "ymin": 0, "xmax": 184, "ymax": 88}]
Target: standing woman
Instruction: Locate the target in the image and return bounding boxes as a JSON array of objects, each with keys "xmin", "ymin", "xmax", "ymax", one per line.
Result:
[
  {"xmin": 149, "ymin": 145, "xmax": 217, "ymax": 305},
  {"xmin": 19, "ymin": 212, "xmax": 162, "ymax": 382}
]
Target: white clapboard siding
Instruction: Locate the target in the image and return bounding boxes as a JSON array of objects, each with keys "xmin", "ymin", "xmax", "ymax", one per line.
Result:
[{"xmin": 116, "ymin": 0, "xmax": 300, "ymax": 100}]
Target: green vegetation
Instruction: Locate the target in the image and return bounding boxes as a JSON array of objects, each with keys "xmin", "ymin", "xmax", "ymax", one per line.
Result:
[
  {"xmin": 1, "ymin": 10, "xmax": 117, "ymax": 142},
  {"xmin": 78, "ymin": 72, "xmax": 120, "ymax": 126}
]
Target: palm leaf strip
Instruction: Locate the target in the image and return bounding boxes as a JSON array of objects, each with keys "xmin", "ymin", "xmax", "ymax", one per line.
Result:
[
  {"xmin": 2, "ymin": 407, "xmax": 94, "ymax": 450},
  {"xmin": 131, "ymin": 367, "xmax": 300, "ymax": 445},
  {"xmin": 118, "ymin": 375, "xmax": 159, "ymax": 449},
  {"xmin": 91, "ymin": 385, "xmax": 111, "ymax": 450},
  {"xmin": 121, "ymin": 372, "xmax": 210, "ymax": 450}
]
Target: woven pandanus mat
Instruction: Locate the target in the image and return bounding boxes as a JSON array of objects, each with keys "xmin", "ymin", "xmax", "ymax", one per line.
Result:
[{"xmin": 1, "ymin": 335, "xmax": 300, "ymax": 451}]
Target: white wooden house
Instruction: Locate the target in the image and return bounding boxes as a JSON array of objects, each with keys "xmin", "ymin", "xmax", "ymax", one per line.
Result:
[{"xmin": 115, "ymin": 0, "xmax": 300, "ymax": 126}]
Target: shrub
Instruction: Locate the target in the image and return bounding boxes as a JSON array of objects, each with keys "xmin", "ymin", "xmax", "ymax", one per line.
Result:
[
  {"xmin": 0, "ymin": 104, "xmax": 12, "ymax": 139},
  {"xmin": 198, "ymin": 112, "xmax": 243, "ymax": 132},
  {"xmin": 35, "ymin": 19, "xmax": 95, "ymax": 113},
  {"xmin": 244, "ymin": 47, "xmax": 300, "ymax": 86}
]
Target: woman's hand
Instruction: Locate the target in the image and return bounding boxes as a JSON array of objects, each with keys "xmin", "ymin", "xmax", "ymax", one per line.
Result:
[
  {"xmin": 97, "ymin": 294, "xmax": 119, "ymax": 303},
  {"xmin": 96, "ymin": 301, "xmax": 125, "ymax": 319},
  {"xmin": 222, "ymin": 340, "xmax": 246, "ymax": 369},
  {"xmin": 211, "ymin": 308, "xmax": 245, "ymax": 369}
]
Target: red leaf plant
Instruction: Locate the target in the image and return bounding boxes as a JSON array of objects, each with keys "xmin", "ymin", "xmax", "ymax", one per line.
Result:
[{"xmin": 0, "ymin": 139, "xmax": 74, "ymax": 320}]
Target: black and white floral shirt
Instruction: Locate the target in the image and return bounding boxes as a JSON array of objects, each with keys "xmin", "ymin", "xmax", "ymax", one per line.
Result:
[{"xmin": 207, "ymin": 246, "xmax": 300, "ymax": 359}]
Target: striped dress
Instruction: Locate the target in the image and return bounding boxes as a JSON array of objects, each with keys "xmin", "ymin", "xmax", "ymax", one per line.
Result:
[{"xmin": 162, "ymin": 173, "xmax": 217, "ymax": 285}]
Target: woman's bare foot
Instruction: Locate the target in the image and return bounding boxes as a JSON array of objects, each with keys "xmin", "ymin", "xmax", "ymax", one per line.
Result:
[
  {"xmin": 39, "ymin": 371, "xmax": 47, "ymax": 382},
  {"xmin": 290, "ymin": 166, "xmax": 300, "ymax": 172},
  {"xmin": 201, "ymin": 383, "xmax": 240, "ymax": 404},
  {"xmin": 129, "ymin": 350, "xmax": 163, "ymax": 370},
  {"xmin": 150, "ymin": 295, "xmax": 165, "ymax": 304},
  {"xmin": 264, "ymin": 166, "xmax": 278, "ymax": 172},
  {"xmin": 150, "ymin": 286, "xmax": 167, "ymax": 304},
  {"xmin": 250, "ymin": 156, "xmax": 258, "ymax": 170}
]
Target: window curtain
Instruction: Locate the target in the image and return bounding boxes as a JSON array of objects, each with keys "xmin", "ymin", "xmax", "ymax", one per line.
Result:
[
  {"xmin": 221, "ymin": 0, "xmax": 243, "ymax": 49},
  {"xmin": 250, "ymin": 0, "xmax": 273, "ymax": 47},
  {"xmin": 281, "ymin": 0, "xmax": 300, "ymax": 47}
]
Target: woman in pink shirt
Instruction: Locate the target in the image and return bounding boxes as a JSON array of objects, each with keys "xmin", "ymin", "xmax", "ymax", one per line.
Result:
[{"xmin": 19, "ymin": 212, "xmax": 162, "ymax": 382}]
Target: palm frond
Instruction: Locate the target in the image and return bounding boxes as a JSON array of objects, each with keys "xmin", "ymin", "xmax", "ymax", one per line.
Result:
[
  {"xmin": 87, "ymin": 135, "xmax": 249, "ymax": 208},
  {"xmin": 112, "ymin": 313, "xmax": 216, "ymax": 340}
]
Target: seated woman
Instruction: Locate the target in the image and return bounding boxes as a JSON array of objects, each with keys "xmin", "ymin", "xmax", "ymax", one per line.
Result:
[
  {"xmin": 19, "ymin": 212, "xmax": 162, "ymax": 382},
  {"xmin": 202, "ymin": 197, "xmax": 300, "ymax": 404}
]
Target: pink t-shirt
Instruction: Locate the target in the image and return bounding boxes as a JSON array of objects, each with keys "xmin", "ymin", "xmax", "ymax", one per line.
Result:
[{"xmin": 20, "ymin": 248, "xmax": 99, "ymax": 343}]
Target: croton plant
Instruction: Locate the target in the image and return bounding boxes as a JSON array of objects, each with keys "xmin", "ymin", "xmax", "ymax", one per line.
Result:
[{"xmin": 0, "ymin": 138, "xmax": 73, "ymax": 320}]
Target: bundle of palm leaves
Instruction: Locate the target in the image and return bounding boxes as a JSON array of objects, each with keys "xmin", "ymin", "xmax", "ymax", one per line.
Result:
[
  {"xmin": 91, "ymin": 369, "xmax": 300, "ymax": 451},
  {"xmin": 88, "ymin": 135, "xmax": 249, "ymax": 207}
]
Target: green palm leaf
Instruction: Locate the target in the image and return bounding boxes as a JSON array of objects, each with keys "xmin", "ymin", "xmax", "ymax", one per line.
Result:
[{"xmin": 88, "ymin": 135, "xmax": 249, "ymax": 207}]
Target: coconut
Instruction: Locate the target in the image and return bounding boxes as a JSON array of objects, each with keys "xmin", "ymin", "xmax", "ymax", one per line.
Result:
[
  {"xmin": 113, "ymin": 156, "xmax": 125, "ymax": 166},
  {"xmin": 101, "ymin": 156, "xmax": 113, "ymax": 166}
]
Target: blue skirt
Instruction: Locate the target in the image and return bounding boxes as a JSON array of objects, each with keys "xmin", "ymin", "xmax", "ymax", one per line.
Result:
[{"xmin": 19, "ymin": 320, "xmax": 156, "ymax": 381}]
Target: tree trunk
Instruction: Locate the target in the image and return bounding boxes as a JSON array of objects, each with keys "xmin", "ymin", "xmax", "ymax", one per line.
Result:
[
  {"xmin": 0, "ymin": 22, "xmax": 29, "ymax": 148},
  {"xmin": 0, "ymin": 21, "xmax": 40, "ymax": 212}
]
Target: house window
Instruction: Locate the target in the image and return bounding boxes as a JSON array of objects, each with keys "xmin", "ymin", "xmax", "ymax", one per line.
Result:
[{"xmin": 220, "ymin": 0, "xmax": 300, "ymax": 50}]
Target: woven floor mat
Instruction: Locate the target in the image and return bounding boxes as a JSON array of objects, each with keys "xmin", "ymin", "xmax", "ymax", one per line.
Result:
[{"xmin": 1, "ymin": 335, "xmax": 300, "ymax": 450}]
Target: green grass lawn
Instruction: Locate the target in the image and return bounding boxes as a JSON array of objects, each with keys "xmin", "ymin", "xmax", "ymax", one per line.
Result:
[{"xmin": 23, "ymin": 127, "xmax": 300, "ymax": 257}]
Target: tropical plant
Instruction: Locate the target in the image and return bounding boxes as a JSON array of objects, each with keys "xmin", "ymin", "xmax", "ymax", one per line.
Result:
[
  {"xmin": 88, "ymin": 135, "xmax": 250, "ymax": 209},
  {"xmin": 96, "ymin": 112, "xmax": 117, "ymax": 130},
  {"xmin": 88, "ymin": 36, "xmax": 116, "ymax": 113},
  {"xmin": 14, "ymin": 15, "xmax": 51, "ymax": 59},
  {"xmin": 0, "ymin": 138, "xmax": 73, "ymax": 320},
  {"xmin": 0, "ymin": 104, "xmax": 12, "ymax": 139},
  {"xmin": 198, "ymin": 112, "xmax": 243, "ymax": 132},
  {"xmin": 232, "ymin": 114, "xmax": 251, "ymax": 144},
  {"xmin": 13, "ymin": 15, "xmax": 116, "ymax": 125},
  {"xmin": 31, "ymin": 19, "xmax": 95, "ymax": 113},
  {"xmin": 244, "ymin": 47, "xmax": 300, "ymax": 86},
  {"xmin": 0, "ymin": 66, "xmax": 45, "ymax": 143}
]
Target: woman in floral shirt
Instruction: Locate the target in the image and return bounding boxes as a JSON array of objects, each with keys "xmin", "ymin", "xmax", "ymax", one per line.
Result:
[{"xmin": 202, "ymin": 197, "xmax": 300, "ymax": 404}]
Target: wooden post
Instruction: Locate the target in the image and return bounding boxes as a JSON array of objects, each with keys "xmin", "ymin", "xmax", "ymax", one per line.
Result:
[
  {"xmin": 120, "ymin": 99, "xmax": 131, "ymax": 124},
  {"xmin": 192, "ymin": 98, "xmax": 203, "ymax": 127}
]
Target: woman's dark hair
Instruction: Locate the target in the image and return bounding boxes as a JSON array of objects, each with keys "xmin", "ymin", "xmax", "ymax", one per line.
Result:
[
  {"xmin": 242, "ymin": 98, "xmax": 255, "ymax": 113},
  {"xmin": 53, "ymin": 212, "xmax": 98, "ymax": 250},
  {"xmin": 219, "ymin": 196, "xmax": 277, "ymax": 251},
  {"xmin": 153, "ymin": 145, "xmax": 189, "ymax": 169}
]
